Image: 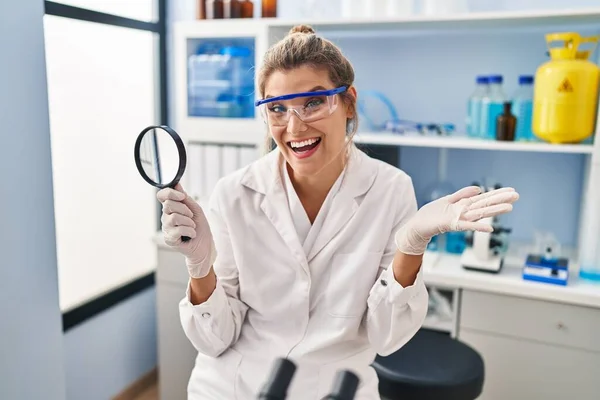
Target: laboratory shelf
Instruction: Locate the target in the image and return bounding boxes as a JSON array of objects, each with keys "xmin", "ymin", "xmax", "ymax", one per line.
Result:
[
  {"xmin": 266, "ymin": 7, "xmax": 600, "ymax": 36},
  {"xmin": 353, "ymin": 132, "xmax": 595, "ymax": 154},
  {"xmin": 177, "ymin": 117, "xmax": 264, "ymax": 146}
]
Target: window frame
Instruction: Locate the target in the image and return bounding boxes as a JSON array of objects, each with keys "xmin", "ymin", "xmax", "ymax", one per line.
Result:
[{"xmin": 44, "ymin": 0, "xmax": 167, "ymax": 331}]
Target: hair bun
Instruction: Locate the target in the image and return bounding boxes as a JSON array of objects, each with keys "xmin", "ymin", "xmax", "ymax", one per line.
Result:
[{"xmin": 288, "ymin": 24, "xmax": 315, "ymax": 35}]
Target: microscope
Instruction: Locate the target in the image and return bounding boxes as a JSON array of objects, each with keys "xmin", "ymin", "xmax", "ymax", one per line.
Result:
[
  {"xmin": 258, "ymin": 358, "xmax": 359, "ymax": 400},
  {"xmin": 460, "ymin": 182, "xmax": 512, "ymax": 273},
  {"xmin": 460, "ymin": 216, "xmax": 512, "ymax": 273}
]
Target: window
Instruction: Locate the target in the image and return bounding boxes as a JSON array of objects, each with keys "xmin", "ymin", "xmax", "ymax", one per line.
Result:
[{"xmin": 43, "ymin": 1, "xmax": 166, "ymax": 313}]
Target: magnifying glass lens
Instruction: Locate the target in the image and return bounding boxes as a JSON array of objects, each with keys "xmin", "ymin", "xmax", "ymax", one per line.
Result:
[
  {"xmin": 134, "ymin": 125, "xmax": 190, "ymax": 242},
  {"xmin": 138, "ymin": 127, "xmax": 180, "ymax": 186}
]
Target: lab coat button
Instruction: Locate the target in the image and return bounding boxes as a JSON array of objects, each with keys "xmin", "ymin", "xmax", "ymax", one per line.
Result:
[
  {"xmin": 380, "ymin": 279, "xmax": 388, "ymax": 287},
  {"xmin": 202, "ymin": 312, "xmax": 211, "ymax": 319}
]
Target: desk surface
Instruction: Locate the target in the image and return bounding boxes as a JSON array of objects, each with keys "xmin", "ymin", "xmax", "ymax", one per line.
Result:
[
  {"xmin": 422, "ymin": 249, "xmax": 600, "ymax": 309},
  {"xmin": 155, "ymin": 232, "xmax": 600, "ymax": 309}
]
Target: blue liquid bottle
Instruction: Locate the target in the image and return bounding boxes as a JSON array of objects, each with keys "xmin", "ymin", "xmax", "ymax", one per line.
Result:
[
  {"xmin": 466, "ymin": 76, "xmax": 489, "ymax": 138},
  {"xmin": 480, "ymin": 75, "xmax": 507, "ymax": 140},
  {"xmin": 512, "ymin": 75, "xmax": 535, "ymax": 142}
]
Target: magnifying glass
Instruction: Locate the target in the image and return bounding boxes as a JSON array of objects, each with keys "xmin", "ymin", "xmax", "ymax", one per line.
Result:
[{"xmin": 134, "ymin": 125, "xmax": 190, "ymax": 242}]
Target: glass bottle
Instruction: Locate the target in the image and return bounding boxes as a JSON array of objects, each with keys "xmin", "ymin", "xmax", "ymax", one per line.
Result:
[
  {"xmin": 197, "ymin": 0, "xmax": 206, "ymax": 19},
  {"xmin": 480, "ymin": 74, "xmax": 507, "ymax": 139},
  {"xmin": 496, "ymin": 102, "xmax": 516, "ymax": 141},
  {"xmin": 241, "ymin": 0, "xmax": 254, "ymax": 18},
  {"xmin": 207, "ymin": 0, "xmax": 225, "ymax": 19},
  {"xmin": 466, "ymin": 76, "xmax": 489, "ymax": 138},
  {"xmin": 262, "ymin": 0, "xmax": 277, "ymax": 18},
  {"xmin": 231, "ymin": 0, "xmax": 253, "ymax": 18},
  {"xmin": 512, "ymin": 75, "xmax": 535, "ymax": 142},
  {"xmin": 230, "ymin": 0, "xmax": 241, "ymax": 18}
]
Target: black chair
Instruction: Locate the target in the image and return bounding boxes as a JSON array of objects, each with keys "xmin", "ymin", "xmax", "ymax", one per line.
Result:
[{"xmin": 372, "ymin": 329, "xmax": 484, "ymax": 400}]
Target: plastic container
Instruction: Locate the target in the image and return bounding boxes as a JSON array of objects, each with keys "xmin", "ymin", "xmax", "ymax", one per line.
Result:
[
  {"xmin": 446, "ymin": 232, "xmax": 466, "ymax": 254},
  {"xmin": 466, "ymin": 76, "xmax": 489, "ymax": 138},
  {"xmin": 533, "ymin": 32, "xmax": 600, "ymax": 144},
  {"xmin": 187, "ymin": 44, "xmax": 255, "ymax": 118},
  {"xmin": 512, "ymin": 75, "xmax": 535, "ymax": 141},
  {"xmin": 480, "ymin": 75, "xmax": 507, "ymax": 139}
]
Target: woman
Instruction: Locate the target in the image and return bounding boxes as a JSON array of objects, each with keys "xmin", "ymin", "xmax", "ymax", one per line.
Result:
[{"xmin": 157, "ymin": 25, "xmax": 519, "ymax": 399}]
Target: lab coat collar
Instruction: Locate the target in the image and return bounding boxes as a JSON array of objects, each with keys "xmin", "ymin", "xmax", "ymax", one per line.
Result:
[
  {"xmin": 240, "ymin": 143, "xmax": 378, "ymax": 265},
  {"xmin": 240, "ymin": 143, "xmax": 376, "ymax": 198}
]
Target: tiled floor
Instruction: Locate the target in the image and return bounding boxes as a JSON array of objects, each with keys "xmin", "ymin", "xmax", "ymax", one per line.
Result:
[{"xmin": 133, "ymin": 383, "xmax": 158, "ymax": 400}]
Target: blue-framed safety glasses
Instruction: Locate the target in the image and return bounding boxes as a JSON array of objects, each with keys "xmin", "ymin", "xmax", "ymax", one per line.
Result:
[{"xmin": 255, "ymin": 86, "xmax": 347, "ymax": 126}]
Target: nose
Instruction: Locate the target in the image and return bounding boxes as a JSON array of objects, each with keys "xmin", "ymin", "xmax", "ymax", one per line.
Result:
[{"xmin": 286, "ymin": 111, "xmax": 307, "ymax": 135}]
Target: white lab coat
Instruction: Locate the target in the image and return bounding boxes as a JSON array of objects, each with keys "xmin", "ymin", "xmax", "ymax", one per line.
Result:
[{"xmin": 179, "ymin": 144, "xmax": 429, "ymax": 400}]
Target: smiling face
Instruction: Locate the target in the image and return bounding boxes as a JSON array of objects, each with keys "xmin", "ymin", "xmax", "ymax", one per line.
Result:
[{"xmin": 263, "ymin": 65, "xmax": 355, "ymax": 178}]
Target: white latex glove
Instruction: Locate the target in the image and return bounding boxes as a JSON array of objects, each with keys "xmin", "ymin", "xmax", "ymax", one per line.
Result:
[
  {"xmin": 156, "ymin": 183, "xmax": 217, "ymax": 278},
  {"xmin": 395, "ymin": 186, "xmax": 519, "ymax": 255}
]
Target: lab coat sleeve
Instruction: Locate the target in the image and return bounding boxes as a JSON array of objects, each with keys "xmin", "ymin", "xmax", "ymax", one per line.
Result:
[
  {"xmin": 365, "ymin": 175, "xmax": 429, "ymax": 357},
  {"xmin": 178, "ymin": 181, "xmax": 249, "ymax": 358}
]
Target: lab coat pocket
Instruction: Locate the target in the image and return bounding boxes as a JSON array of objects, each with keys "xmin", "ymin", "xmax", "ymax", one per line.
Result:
[{"xmin": 327, "ymin": 251, "xmax": 383, "ymax": 318}]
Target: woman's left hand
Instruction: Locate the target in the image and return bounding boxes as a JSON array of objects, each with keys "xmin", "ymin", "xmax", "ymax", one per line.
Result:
[{"xmin": 395, "ymin": 186, "xmax": 520, "ymax": 255}]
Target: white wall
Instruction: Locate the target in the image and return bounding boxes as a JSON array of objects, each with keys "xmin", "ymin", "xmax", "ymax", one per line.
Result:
[{"xmin": 0, "ymin": 0, "xmax": 66, "ymax": 399}]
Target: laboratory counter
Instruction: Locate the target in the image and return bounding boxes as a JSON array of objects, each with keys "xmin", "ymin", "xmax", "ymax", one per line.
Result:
[{"xmin": 154, "ymin": 233, "xmax": 600, "ymax": 309}]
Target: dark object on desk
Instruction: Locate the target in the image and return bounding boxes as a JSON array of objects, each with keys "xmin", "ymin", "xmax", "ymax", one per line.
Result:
[
  {"xmin": 258, "ymin": 358, "xmax": 296, "ymax": 399},
  {"xmin": 496, "ymin": 101, "xmax": 516, "ymax": 141},
  {"xmin": 372, "ymin": 329, "xmax": 484, "ymax": 400}
]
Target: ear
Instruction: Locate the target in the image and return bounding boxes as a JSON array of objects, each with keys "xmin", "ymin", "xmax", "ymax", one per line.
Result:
[{"xmin": 345, "ymin": 86, "xmax": 357, "ymax": 118}]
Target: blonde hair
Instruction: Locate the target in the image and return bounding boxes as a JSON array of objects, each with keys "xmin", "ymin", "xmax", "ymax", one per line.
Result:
[{"xmin": 257, "ymin": 24, "xmax": 359, "ymax": 153}]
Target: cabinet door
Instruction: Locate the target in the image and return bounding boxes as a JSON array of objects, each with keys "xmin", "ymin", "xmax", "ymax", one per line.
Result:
[
  {"xmin": 156, "ymin": 282, "xmax": 197, "ymax": 400},
  {"xmin": 460, "ymin": 329, "xmax": 600, "ymax": 400}
]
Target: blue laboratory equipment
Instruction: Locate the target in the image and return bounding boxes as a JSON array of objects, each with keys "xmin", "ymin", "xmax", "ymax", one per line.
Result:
[
  {"xmin": 446, "ymin": 232, "xmax": 466, "ymax": 254},
  {"xmin": 523, "ymin": 248, "xmax": 569, "ymax": 286},
  {"xmin": 187, "ymin": 40, "xmax": 255, "ymax": 118},
  {"xmin": 512, "ymin": 75, "xmax": 535, "ymax": 142},
  {"xmin": 466, "ymin": 76, "xmax": 489, "ymax": 138},
  {"xmin": 523, "ymin": 233, "xmax": 568, "ymax": 285},
  {"xmin": 421, "ymin": 180, "xmax": 456, "ymax": 252},
  {"xmin": 357, "ymin": 90, "xmax": 399, "ymax": 131},
  {"xmin": 479, "ymin": 75, "xmax": 506, "ymax": 139}
]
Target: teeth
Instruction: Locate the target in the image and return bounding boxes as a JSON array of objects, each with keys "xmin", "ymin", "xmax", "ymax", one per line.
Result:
[{"xmin": 290, "ymin": 138, "xmax": 319, "ymax": 148}]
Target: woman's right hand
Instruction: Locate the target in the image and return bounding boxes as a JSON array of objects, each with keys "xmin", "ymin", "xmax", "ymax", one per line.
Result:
[{"xmin": 157, "ymin": 183, "xmax": 217, "ymax": 279}]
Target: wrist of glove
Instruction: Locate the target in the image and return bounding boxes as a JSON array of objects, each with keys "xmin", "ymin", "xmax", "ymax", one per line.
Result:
[
  {"xmin": 185, "ymin": 238, "xmax": 217, "ymax": 279},
  {"xmin": 157, "ymin": 184, "xmax": 218, "ymax": 279},
  {"xmin": 395, "ymin": 186, "xmax": 519, "ymax": 256}
]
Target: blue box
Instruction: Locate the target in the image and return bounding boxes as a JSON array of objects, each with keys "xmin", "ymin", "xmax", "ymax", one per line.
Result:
[{"xmin": 522, "ymin": 254, "xmax": 569, "ymax": 286}]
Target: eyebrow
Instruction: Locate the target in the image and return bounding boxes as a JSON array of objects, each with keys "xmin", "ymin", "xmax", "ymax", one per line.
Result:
[{"xmin": 265, "ymin": 86, "xmax": 328, "ymax": 99}]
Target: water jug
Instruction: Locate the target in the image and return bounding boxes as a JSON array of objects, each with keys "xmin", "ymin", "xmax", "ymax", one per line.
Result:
[{"xmin": 532, "ymin": 32, "xmax": 600, "ymax": 144}]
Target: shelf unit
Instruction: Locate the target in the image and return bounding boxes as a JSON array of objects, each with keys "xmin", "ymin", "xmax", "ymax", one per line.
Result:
[
  {"xmin": 353, "ymin": 132, "xmax": 595, "ymax": 154},
  {"xmin": 173, "ymin": 8, "xmax": 600, "ymax": 280}
]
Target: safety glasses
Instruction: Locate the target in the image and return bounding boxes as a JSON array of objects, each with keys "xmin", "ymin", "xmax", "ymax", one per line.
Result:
[{"xmin": 255, "ymin": 86, "xmax": 347, "ymax": 126}]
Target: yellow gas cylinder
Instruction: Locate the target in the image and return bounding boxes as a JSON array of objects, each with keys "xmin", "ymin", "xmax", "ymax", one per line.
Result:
[{"xmin": 533, "ymin": 32, "xmax": 600, "ymax": 144}]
